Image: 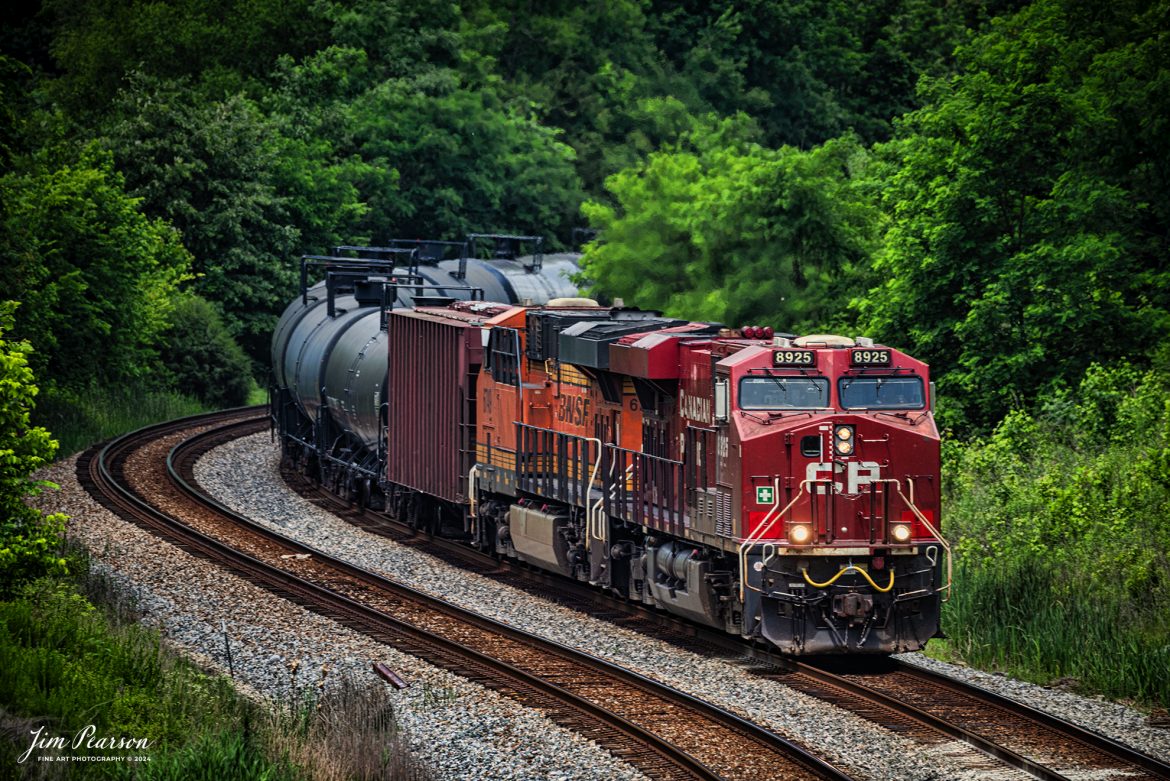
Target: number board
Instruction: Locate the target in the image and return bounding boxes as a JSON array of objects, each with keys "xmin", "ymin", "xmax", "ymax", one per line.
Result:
[
  {"xmin": 772, "ymin": 350, "xmax": 815, "ymax": 367},
  {"xmin": 851, "ymin": 348, "xmax": 891, "ymax": 366}
]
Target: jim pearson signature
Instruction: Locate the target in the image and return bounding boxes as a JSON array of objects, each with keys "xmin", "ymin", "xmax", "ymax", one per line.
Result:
[{"xmin": 18, "ymin": 725, "xmax": 152, "ymax": 764}]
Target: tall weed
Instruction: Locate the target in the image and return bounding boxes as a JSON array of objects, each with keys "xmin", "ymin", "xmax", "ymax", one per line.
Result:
[
  {"xmin": 265, "ymin": 672, "xmax": 431, "ymax": 781},
  {"xmin": 34, "ymin": 385, "xmax": 208, "ymax": 459}
]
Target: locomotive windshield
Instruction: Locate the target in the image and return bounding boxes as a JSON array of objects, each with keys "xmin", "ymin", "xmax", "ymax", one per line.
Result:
[
  {"xmin": 739, "ymin": 376, "xmax": 830, "ymax": 409},
  {"xmin": 838, "ymin": 376, "xmax": 925, "ymax": 409}
]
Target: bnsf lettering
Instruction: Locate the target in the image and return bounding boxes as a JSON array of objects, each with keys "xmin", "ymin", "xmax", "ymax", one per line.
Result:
[
  {"xmin": 679, "ymin": 389, "xmax": 712, "ymax": 425},
  {"xmin": 556, "ymin": 395, "xmax": 590, "ymax": 427}
]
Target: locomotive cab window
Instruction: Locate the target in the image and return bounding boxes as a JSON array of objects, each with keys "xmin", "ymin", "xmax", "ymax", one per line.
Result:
[
  {"xmin": 838, "ymin": 376, "xmax": 925, "ymax": 410},
  {"xmin": 738, "ymin": 376, "xmax": 829, "ymax": 410}
]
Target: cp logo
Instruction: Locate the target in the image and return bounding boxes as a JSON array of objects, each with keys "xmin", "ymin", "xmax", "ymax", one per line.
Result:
[{"xmin": 805, "ymin": 461, "xmax": 882, "ymax": 495}]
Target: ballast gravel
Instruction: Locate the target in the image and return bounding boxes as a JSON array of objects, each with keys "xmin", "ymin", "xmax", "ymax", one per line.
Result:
[
  {"xmin": 35, "ymin": 429, "xmax": 1170, "ymax": 781},
  {"xmin": 31, "ymin": 454, "xmax": 649, "ymax": 781}
]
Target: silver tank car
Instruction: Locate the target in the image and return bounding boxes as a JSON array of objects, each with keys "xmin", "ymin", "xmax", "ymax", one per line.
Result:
[{"xmin": 270, "ymin": 236, "xmax": 580, "ymax": 495}]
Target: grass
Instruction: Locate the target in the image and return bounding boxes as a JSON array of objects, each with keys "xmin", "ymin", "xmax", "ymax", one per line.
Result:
[
  {"xmin": 34, "ymin": 385, "xmax": 210, "ymax": 459},
  {"xmin": 0, "ymin": 576, "xmax": 266, "ymax": 779},
  {"xmin": 246, "ymin": 385, "xmax": 268, "ymax": 407},
  {"xmin": 263, "ymin": 674, "xmax": 430, "ymax": 781},
  {"xmin": 930, "ymin": 562, "xmax": 1170, "ymax": 708},
  {"xmin": 928, "ymin": 364, "xmax": 1170, "ymax": 710},
  {"xmin": 0, "ymin": 556, "xmax": 431, "ymax": 780}
]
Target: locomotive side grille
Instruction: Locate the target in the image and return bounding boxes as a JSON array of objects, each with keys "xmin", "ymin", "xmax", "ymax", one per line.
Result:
[
  {"xmin": 694, "ymin": 490, "xmax": 713, "ymax": 534},
  {"xmin": 716, "ymin": 489, "xmax": 732, "ymax": 537},
  {"xmin": 691, "ymin": 487, "xmax": 733, "ymax": 537}
]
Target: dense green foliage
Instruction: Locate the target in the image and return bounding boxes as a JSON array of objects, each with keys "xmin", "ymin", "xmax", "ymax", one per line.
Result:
[
  {"xmin": 158, "ymin": 294, "xmax": 254, "ymax": 409},
  {"xmin": 0, "ymin": 141, "xmax": 190, "ymax": 388},
  {"xmin": 943, "ymin": 360, "xmax": 1170, "ymax": 703},
  {"xmin": 581, "ymin": 122, "xmax": 877, "ymax": 329},
  {"xmin": 101, "ymin": 75, "xmax": 301, "ymax": 360},
  {"xmin": 2, "ymin": 0, "xmax": 1169, "ymax": 709},
  {"xmin": 0, "ymin": 302, "xmax": 67, "ymax": 592},
  {"xmin": 860, "ymin": 0, "xmax": 1170, "ymax": 431}
]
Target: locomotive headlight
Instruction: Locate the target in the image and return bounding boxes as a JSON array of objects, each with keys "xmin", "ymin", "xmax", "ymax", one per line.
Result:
[
  {"xmin": 891, "ymin": 523, "xmax": 912, "ymax": 543},
  {"xmin": 834, "ymin": 426, "xmax": 855, "ymax": 455},
  {"xmin": 788, "ymin": 524, "xmax": 813, "ymax": 545}
]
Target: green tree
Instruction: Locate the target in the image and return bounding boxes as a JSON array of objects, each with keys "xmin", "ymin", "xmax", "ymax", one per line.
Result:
[
  {"xmin": 263, "ymin": 48, "xmax": 378, "ymax": 256},
  {"xmin": 101, "ymin": 74, "xmax": 302, "ymax": 362},
  {"xmin": 462, "ymin": 0, "xmax": 691, "ymax": 192},
  {"xmin": 349, "ymin": 73, "xmax": 582, "ymax": 241},
  {"xmin": 42, "ymin": 0, "xmax": 328, "ymax": 112},
  {"xmin": 0, "ymin": 301, "xmax": 67, "ymax": 593},
  {"xmin": 858, "ymin": 0, "xmax": 1170, "ymax": 433},
  {"xmin": 159, "ymin": 294, "xmax": 253, "ymax": 408},
  {"xmin": 649, "ymin": 0, "xmax": 978, "ymax": 148},
  {"xmin": 0, "ymin": 141, "xmax": 190, "ymax": 388},
  {"xmin": 581, "ymin": 119, "xmax": 877, "ymax": 331},
  {"xmin": 314, "ymin": 0, "xmax": 461, "ymax": 82}
]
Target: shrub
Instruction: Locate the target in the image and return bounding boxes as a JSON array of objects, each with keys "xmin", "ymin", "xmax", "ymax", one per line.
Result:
[
  {"xmin": 940, "ymin": 358, "xmax": 1170, "ymax": 707},
  {"xmin": 0, "ymin": 301, "xmax": 67, "ymax": 594},
  {"xmin": 158, "ymin": 293, "xmax": 253, "ymax": 409}
]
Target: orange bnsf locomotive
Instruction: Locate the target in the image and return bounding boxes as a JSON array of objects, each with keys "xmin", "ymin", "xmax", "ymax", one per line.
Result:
[{"xmin": 272, "ymin": 249, "xmax": 948, "ymax": 654}]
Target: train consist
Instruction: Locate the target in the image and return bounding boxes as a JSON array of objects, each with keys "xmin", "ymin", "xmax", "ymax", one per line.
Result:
[{"xmin": 271, "ymin": 238, "xmax": 947, "ymax": 654}]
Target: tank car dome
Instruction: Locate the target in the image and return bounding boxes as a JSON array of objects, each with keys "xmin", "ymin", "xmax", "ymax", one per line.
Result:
[{"xmin": 271, "ymin": 242, "xmax": 585, "ymax": 441}]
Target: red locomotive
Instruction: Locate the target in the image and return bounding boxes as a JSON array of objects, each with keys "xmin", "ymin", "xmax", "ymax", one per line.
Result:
[{"xmin": 273, "ymin": 251, "xmax": 947, "ymax": 654}]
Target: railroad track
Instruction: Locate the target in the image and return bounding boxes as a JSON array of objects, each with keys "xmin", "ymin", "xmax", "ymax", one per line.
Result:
[
  {"xmin": 768, "ymin": 659, "xmax": 1170, "ymax": 781},
  {"xmin": 78, "ymin": 409, "xmax": 854, "ymax": 781},
  {"xmin": 215, "ymin": 415, "xmax": 1170, "ymax": 781}
]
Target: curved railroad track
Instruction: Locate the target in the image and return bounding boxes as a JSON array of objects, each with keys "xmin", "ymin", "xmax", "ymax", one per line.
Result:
[
  {"xmin": 77, "ymin": 409, "xmax": 855, "ymax": 781},
  {"xmin": 227, "ymin": 415, "xmax": 1170, "ymax": 781}
]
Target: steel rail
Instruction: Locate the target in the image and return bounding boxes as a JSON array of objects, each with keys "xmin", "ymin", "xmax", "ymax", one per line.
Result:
[
  {"xmin": 235, "ymin": 410, "xmax": 1170, "ymax": 781},
  {"xmin": 787, "ymin": 660, "xmax": 1072, "ymax": 781},
  {"xmin": 80, "ymin": 410, "xmax": 857, "ymax": 781},
  {"xmin": 888, "ymin": 660, "xmax": 1170, "ymax": 781}
]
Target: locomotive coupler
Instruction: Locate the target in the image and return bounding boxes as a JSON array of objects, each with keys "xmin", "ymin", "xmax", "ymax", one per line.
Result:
[{"xmin": 832, "ymin": 592, "xmax": 875, "ymax": 625}]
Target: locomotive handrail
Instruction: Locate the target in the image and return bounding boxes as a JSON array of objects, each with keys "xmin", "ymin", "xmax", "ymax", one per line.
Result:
[
  {"xmin": 874, "ymin": 478, "xmax": 952, "ymax": 601},
  {"xmin": 468, "ymin": 464, "xmax": 480, "ymax": 519},
  {"xmin": 584, "ymin": 436, "xmax": 604, "ymax": 545},
  {"xmin": 737, "ymin": 477, "xmax": 797, "ymax": 603},
  {"xmin": 802, "ymin": 565, "xmax": 895, "ymax": 593}
]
